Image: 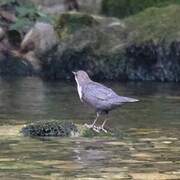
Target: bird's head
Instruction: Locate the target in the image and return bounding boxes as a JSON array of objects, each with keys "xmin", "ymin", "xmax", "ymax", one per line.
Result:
[{"xmin": 72, "ymin": 70, "xmax": 91, "ymax": 86}]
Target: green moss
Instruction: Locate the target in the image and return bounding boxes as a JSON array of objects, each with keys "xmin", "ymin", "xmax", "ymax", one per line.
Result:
[
  {"xmin": 77, "ymin": 124, "xmax": 113, "ymax": 138},
  {"xmin": 125, "ymin": 5, "xmax": 180, "ymax": 44},
  {"xmin": 21, "ymin": 120, "xmax": 78, "ymax": 137},
  {"xmin": 54, "ymin": 12, "xmax": 98, "ymax": 39},
  {"xmin": 101, "ymin": 0, "xmax": 180, "ymax": 18},
  {"xmin": 21, "ymin": 120, "xmax": 115, "ymax": 138}
]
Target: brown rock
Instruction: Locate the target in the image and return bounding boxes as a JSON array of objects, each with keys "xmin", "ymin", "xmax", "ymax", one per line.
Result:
[{"xmin": 21, "ymin": 22, "xmax": 58, "ymax": 57}]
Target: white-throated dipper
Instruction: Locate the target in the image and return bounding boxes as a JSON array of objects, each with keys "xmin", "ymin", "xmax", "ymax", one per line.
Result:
[{"xmin": 73, "ymin": 70, "xmax": 139, "ymax": 133}]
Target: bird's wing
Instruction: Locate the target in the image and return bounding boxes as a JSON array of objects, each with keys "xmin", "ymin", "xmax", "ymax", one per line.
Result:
[{"xmin": 82, "ymin": 82, "xmax": 118, "ymax": 101}]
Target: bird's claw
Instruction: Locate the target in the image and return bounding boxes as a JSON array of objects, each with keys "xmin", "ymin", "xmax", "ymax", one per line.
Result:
[
  {"xmin": 84, "ymin": 123, "xmax": 94, "ymax": 129},
  {"xmin": 84, "ymin": 124, "xmax": 108, "ymax": 133},
  {"xmin": 101, "ymin": 127, "xmax": 108, "ymax": 133},
  {"xmin": 92, "ymin": 126, "xmax": 100, "ymax": 133},
  {"xmin": 84, "ymin": 123, "xmax": 101, "ymax": 133},
  {"xmin": 96, "ymin": 126, "xmax": 108, "ymax": 133}
]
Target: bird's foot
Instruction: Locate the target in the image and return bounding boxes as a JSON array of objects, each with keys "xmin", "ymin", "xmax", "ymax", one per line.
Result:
[
  {"xmin": 92, "ymin": 126, "xmax": 100, "ymax": 133},
  {"xmin": 84, "ymin": 123, "xmax": 94, "ymax": 129},
  {"xmin": 84, "ymin": 123, "xmax": 100, "ymax": 133},
  {"xmin": 101, "ymin": 127, "xmax": 108, "ymax": 133},
  {"xmin": 96, "ymin": 126, "xmax": 108, "ymax": 133}
]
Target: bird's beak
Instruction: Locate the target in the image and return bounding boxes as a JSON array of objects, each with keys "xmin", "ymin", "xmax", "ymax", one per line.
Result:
[{"xmin": 72, "ymin": 71, "xmax": 76, "ymax": 75}]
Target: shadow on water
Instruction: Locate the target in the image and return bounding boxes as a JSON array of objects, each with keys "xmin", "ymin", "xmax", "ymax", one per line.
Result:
[{"xmin": 0, "ymin": 77, "xmax": 180, "ymax": 179}]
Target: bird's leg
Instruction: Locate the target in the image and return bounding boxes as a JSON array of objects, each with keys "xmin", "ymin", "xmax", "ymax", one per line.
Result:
[
  {"xmin": 84, "ymin": 112, "xmax": 99, "ymax": 131},
  {"xmin": 96, "ymin": 116, "xmax": 108, "ymax": 133},
  {"xmin": 100, "ymin": 119, "xmax": 108, "ymax": 133}
]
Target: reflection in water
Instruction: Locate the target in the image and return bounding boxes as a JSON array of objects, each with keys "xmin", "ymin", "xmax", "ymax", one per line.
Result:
[
  {"xmin": 0, "ymin": 77, "xmax": 180, "ymax": 179},
  {"xmin": 0, "ymin": 77, "xmax": 180, "ymax": 128},
  {"xmin": 0, "ymin": 77, "xmax": 46, "ymax": 122}
]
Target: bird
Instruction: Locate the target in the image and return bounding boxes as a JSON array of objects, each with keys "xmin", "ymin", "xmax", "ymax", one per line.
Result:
[{"xmin": 72, "ymin": 70, "xmax": 139, "ymax": 133}]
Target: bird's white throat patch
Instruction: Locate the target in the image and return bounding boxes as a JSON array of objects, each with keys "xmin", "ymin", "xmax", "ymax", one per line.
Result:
[{"xmin": 75, "ymin": 76, "xmax": 83, "ymax": 101}]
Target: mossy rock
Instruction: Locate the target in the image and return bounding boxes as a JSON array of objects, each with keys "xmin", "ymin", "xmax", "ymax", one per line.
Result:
[
  {"xmin": 21, "ymin": 120, "xmax": 113, "ymax": 138},
  {"xmin": 21, "ymin": 120, "xmax": 78, "ymax": 137},
  {"xmin": 101, "ymin": 0, "xmax": 180, "ymax": 18},
  {"xmin": 42, "ymin": 6, "xmax": 180, "ymax": 82},
  {"xmin": 77, "ymin": 124, "xmax": 113, "ymax": 138},
  {"xmin": 54, "ymin": 12, "xmax": 98, "ymax": 39},
  {"xmin": 125, "ymin": 5, "xmax": 180, "ymax": 44}
]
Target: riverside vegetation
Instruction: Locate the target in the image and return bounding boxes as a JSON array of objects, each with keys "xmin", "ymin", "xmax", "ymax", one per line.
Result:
[{"xmin": 1, "ymin": 0, "xmax": 180, "ymax": 81}]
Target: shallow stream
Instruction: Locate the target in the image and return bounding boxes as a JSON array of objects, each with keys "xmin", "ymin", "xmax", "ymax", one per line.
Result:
[{"xmin": 0, "ymin": 77, "xmax": 179, "ymax": 179}]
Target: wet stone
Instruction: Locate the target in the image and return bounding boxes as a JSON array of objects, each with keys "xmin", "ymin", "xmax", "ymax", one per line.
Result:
[
  {"xmin": 20, "ymin": 120, "xmax": 114, "ymax": 138},
  {"xmin": 21, "ymin": 120, "xmax": 78, "ymax": 137}
]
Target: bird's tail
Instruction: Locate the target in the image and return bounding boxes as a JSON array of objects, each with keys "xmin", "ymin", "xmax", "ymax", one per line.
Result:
[{"xmin": 118, "ymin": 96, "xmax": 139, "ymax": 103}]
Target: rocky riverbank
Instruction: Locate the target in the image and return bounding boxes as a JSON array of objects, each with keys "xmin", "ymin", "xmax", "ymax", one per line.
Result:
[
  {"xmin": 1, "ymin": 1, "xmax": 180, "ymax": 82},
  {"xmin": 40, "ymin": 6, "xmax": 180, "ymax": 82}
]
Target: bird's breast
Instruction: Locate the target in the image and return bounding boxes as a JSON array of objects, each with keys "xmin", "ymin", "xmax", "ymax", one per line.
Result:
[
  {"xmin": 76, "ymin": 83, "xmax": 83, "ymax": 102},
  {"xmin": 77, "ymin": 85, "xmax": 82, "ymax": 99}
]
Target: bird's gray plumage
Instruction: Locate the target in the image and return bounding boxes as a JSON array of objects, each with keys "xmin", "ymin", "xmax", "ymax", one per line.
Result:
[
  {"xmin": 73, "ymin": 70, "xmax": 139, "ymax": 132},
  {"xmin": 82, "ymin": 81, "xmax": 138, "ymax": 113}
]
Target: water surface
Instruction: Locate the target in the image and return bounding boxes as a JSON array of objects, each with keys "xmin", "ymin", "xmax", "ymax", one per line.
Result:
[{"xmin": 0, "ymin": 77, "xmax": 179, "ymax": 179}]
